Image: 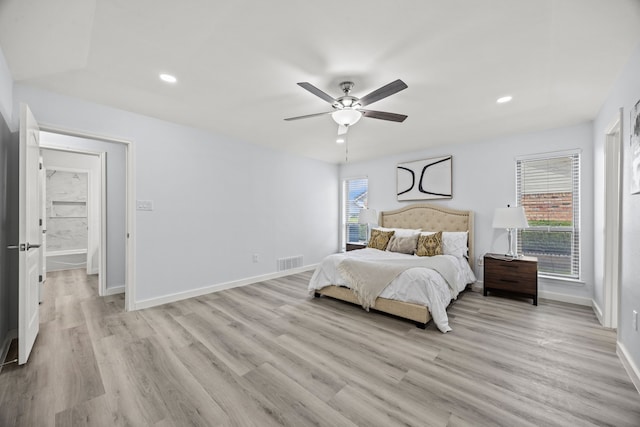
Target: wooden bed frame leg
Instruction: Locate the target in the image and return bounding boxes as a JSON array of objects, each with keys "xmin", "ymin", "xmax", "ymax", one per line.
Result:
[{"xmin": 416, "ymin": 322, "xmax": 427, "ymax": 329}]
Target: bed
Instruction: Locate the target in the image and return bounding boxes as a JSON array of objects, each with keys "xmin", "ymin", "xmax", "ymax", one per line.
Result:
[{"xmin": 308, "ymin": 203, "xmax": 475, "ymax": 332}]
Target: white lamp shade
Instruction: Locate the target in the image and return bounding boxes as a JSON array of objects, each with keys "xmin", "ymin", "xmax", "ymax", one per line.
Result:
[
  {"xmin": 332, "ymin": 109, "xmax": 362, "ymax": 126},
  {"xmin": 358, "ymin": 208, "xmax": 378, "ymax": 225},
  {"xmin": 492, "ymin": 206, "xmax": 529, "ymax": 229}
]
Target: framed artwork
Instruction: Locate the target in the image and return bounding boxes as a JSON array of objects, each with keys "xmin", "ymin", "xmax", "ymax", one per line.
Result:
[
  {"xmin": 397, "ymin": 155, "xmax": 452, "ymax": 201},
  {"xmin": 632, "ymin": 99, "xmax": 640, "ymax": 195}
]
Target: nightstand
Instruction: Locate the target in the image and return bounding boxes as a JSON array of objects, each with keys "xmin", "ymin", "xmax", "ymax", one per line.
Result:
[
  {"xmin": 346, "ymin": 242, "xmax": 366, "ymax": 251},
  {"xmin": 483, "ymin": 254, "xmax": 538, "ymax": 305}
]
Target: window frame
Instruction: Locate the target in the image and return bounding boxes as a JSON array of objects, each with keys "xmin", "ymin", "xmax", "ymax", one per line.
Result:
[
  {"xmin": 515, "ymin": 150, "xmax": 581, "ymax": 280},
  {"xmin": 342, "ymin": 176, "xmax": 368, "ymax": 250}
]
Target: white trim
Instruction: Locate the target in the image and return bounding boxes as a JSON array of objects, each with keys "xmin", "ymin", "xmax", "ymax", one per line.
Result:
[
  {"xmin": 592, "ymin": 299, "xmax": 604, "ymax": 326},
  {"xmin": 471, "ymin": 281, "xmax": 483, "ymax": 293},
  {"xmin": 134, "ymin": 264, "xmax": 318, "ymax": 310},
  {"xmin": 617, "ymin": 341, "xmax": 640, "ymax": 394},
  {"xmin": 46, "ymin": 249, "xmax": 87, "ymax": 256},
  {"xmin": 104, "ymin": 285, "xmax": 125, "ymax": 296},
  {"xmin": 40, "ymin": 123, "xmax": 133, "ymax": 145},
  {"xmin": 515, "ymin": 148, "xmax": 582, "ymax": 162},
  {"xmin": 39, "ymin": 125, "xmax": 134, "ymax": 311},
  {"xmin": 125, "ymin": 139, "xmax": 135, "ymax": 311},
  {"xmin": 539, "ymin": 275, "xmax": 585, "ymax": 285},
  {"xmin": 0, "ymin": 329, "xmax": 17, "ymax": 374},
  {"xmin": 603, "ymin": 108, "xmax": 622, "ymax": 329},
  {"xmin": 538, "ymin": 290, "xmax": 592, "ymax": 306}
]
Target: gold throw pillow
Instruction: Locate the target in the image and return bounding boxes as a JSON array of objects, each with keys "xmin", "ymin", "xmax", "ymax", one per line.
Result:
[
  {"xmin": 367, "ymin": 229, "xmax": 395, "ymax": 251},
  {"xmin": 416, "ymin": 232, "xmax": 443, "ymax": 257}
]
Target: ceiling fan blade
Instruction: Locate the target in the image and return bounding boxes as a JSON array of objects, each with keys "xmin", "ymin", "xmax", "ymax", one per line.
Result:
[
  {"xmin": 358, "ymin": 79, "xmax": 408, "ymax": 107},
  {"xmin": 284, "ymin": 111, "xmax": 333, "ymax": 121},
  {"xmin": 297, "ymin": 82, "xmax": 338, "ymax": 105},
  {"xmin": 360, "ymin": 109, "xmax": 408, "ymax": 122}
]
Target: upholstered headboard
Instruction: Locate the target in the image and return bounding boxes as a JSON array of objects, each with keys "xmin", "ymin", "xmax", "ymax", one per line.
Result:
[{"xmin": 380, "ymin": 203, "xmax": 474, "ymax": 266}]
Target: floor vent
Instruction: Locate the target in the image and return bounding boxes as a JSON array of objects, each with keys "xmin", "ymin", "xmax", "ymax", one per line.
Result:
[{"xmin": 277, "ymin": 255, "xmax": 303, "ymax": 272}]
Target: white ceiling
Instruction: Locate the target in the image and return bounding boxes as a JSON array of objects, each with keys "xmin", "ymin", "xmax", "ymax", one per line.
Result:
[{"xmin": 1, "ymin": 0, "xmax": 640, "ymax": 164}]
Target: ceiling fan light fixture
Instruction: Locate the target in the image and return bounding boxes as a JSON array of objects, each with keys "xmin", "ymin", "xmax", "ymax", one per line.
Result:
[{"xmin": 332, "ymin": 109, "xmax": 362, "ymax": 126}]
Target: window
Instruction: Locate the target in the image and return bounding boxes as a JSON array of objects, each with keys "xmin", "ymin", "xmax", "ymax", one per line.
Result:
[
  {"xmin": 516, "ymin": 152, "xmax": 580, "ymax": 279},
  {"xmin": 343, "ymin": 177, "xmax": 368, "ymax": 245}
]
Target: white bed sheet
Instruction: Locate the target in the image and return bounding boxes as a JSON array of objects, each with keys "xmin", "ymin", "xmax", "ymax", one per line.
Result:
[{"xmin": 308, "ymin": 248, "xmax": 476, "ymax": 332}]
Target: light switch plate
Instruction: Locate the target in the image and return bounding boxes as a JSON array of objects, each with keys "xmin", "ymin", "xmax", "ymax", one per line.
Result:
[{"xmin": 136, "ymin": 200, "xmax": 154, "ymax": 211}]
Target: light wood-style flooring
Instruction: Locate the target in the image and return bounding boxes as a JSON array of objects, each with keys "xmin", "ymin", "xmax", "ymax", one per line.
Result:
[{"xmin": 1, "ymin": 268, "xmax": 639, "ymax": 426}]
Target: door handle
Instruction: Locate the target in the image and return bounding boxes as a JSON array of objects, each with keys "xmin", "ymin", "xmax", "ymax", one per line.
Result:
[{"xmin": 7, "ymin": 243, "xmax": 40, "ymax": 251}]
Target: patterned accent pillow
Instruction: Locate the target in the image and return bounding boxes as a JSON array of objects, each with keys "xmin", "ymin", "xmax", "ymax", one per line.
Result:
[
  {"xmin": 367, "ymin": 229, "xmax": 395, "ymax": 251},
  {"xmin": 416, "ymin": 231, "xmax": 443, "ymax": 257},
  {"xmin": 422, "ymin": 231, "xmax": 468, "ymax": 258},
  {"xmin": 387, "ymin": 234, "xmax": 419, "ymax": 255}
]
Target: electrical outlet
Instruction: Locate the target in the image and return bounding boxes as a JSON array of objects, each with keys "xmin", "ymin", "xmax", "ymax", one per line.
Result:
[
  {"xmin": 634, "ymin": 310, "xmax": 638, "ymax": 331},
  {"xmin": 136, "ymin": 200, "xmax": 154, "ymax": 211},
  {"xmin": 477, "ymin": 256, "xmax": 484, "ymax": 267},
  {"xmin": 252, "ymin": 253, "xmax": 259, "ymax": 263}
]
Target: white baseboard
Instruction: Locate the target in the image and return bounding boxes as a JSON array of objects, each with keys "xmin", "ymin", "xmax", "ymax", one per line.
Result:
[
  {"xmin": 470, "ymin": 281, "xmax": 483, "ymax": 293},
  {"xmin": 0, "ymin": 329, "xmax": 17, "ymax": 374},
  {"xmin": 474, "ymin": 281, "xmax": 591, "ymax": 306},
  {"xmin": 538, "ymin": 290, "xmax": 592, "ymax": 306},
  {"xmin": 104, "ymin": 285, "xmax": 125, "ymax": 296},
  {"xmin": 134, "ymin": 264, "xmax": 319, "ymax": 310},
  {"xmin": 592, "ymin": 300, "xmax": 604, "ymax": 326},
  {"xmin": 617, "ymin": 341, "xmax": 640, "ymax": 394}
]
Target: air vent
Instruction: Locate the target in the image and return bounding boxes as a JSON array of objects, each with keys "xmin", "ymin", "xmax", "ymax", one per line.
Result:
[{"xmin": 277, "ymin": 255, "xmax": 303, "ymax": 272}]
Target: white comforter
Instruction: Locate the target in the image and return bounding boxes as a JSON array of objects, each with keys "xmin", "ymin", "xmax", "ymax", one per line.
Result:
[{"xmin": 308, "ymin": 248, "xmax": 476, "ymax": 332}]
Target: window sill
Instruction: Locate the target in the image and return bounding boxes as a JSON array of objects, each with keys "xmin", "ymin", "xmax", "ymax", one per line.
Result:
[{"xmin": 538, "ymin": 274, "xmax": 584, "ymax": 286}]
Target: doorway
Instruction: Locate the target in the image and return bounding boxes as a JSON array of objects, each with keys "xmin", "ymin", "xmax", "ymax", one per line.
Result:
[
  {"xmin": 38, "ymin": 128, "xmax": 135, "ymax": 311},
  {"xmin": 40, "ymin": 148, "xmax": 105, "ymax": 295},
  {"xmin": 603, "ymin": 109, "xmax": 622, "ymax": 329}
]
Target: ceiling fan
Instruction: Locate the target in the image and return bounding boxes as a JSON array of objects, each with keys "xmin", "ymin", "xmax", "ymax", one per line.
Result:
[{"xmin": 284, "ymin": 79, "xmax": 408, "ymax": 143}]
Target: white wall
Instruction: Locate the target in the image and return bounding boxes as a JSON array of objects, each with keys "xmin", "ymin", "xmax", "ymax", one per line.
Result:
[
  {"xmin": 41, "ymin": 149, "xmax": 101, "ymax": 274},
  {"xmin": 13, "ymin": 84, "xmax": 339, "ymax": 304},
  {"xmin": 593, "ymin": 41, "xmax": 640, "ymax": 377},
  {"xmin": 40, "ymin": 133, "xmax": 125, "ymax": 291},
  {"xmin": 340, "ymin": 122, "xmax": 594, "ymax": 303},
  {"xmin": 0, "ymin": 46, "xmax": 12, "ymax": 128}
]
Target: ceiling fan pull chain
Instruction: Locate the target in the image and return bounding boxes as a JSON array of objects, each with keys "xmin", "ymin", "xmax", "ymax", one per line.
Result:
[{"xmin": 345, "ymin": 140, "xmax": 349, "ymax": 163}]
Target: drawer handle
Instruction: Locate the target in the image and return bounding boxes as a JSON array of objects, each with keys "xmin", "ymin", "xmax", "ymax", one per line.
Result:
[{"xmin": 499, "ymin": 279, "xmax": 519, "ymax": 283}]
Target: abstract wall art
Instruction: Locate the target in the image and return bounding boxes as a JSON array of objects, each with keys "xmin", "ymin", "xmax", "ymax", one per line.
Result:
[{"xmin": 397, "ymin": 155, "xmax": 452, "ymax": 201}]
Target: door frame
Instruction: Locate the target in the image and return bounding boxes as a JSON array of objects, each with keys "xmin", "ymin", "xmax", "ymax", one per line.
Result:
[
  {"xmin": 39, "ymin": 153, "xmax": 106, "ymax": 294},
  {"xmin": 39, "ymin": 125, "xmax": 136, "ymax": 311},
  {"xmin": 603, "ymin": 108, "xmax": 623, "ymax": 329}
]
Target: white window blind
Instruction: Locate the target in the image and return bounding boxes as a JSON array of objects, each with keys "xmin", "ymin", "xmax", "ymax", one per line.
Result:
[
  {"xmin": 343, "ymin": 178, "xmax": 368, "ymax": 245},
  {"xmin": 516, "ymin": 152, "xmax": 580, "ymax": 279}
]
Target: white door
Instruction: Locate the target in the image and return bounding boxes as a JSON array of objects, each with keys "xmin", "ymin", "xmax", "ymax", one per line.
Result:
[
  {"xmin": 18, "ymin": 104, "xmax": 42, "ymax": 365},
  {"xmin": 39, "ymin": 156, "xmax": 46, "ymax": 303}
]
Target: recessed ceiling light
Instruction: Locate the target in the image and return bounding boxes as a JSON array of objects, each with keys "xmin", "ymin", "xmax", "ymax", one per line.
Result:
[
  {"xmin": 159, "ymin": 73, "xmax": 177, "ymax": 83},
  {"xmin": 497, "ymin": 95, "xmax": 513, "ymax": 104}
]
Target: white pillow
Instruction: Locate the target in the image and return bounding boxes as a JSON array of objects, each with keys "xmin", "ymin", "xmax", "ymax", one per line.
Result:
[
  {"xmin": 421, "ymin": 231, "xmax": 468, "ymax": 258},
  {"xmin": 374, "ymin": 227, "xmax": 421, "ymax": 238}
]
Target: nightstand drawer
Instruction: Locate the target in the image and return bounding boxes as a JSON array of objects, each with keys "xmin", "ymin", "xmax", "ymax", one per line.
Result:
[
  {"xmin": 346, "ymin": 243, "xmax": 366, "ymax": 251},
  {"xmin": 484, "ymin": 254, "xmax": 538, "ymax": 305},
  {"xmin": 485, "ymin": 275, "xmax": 536, "ymax": 293}
]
